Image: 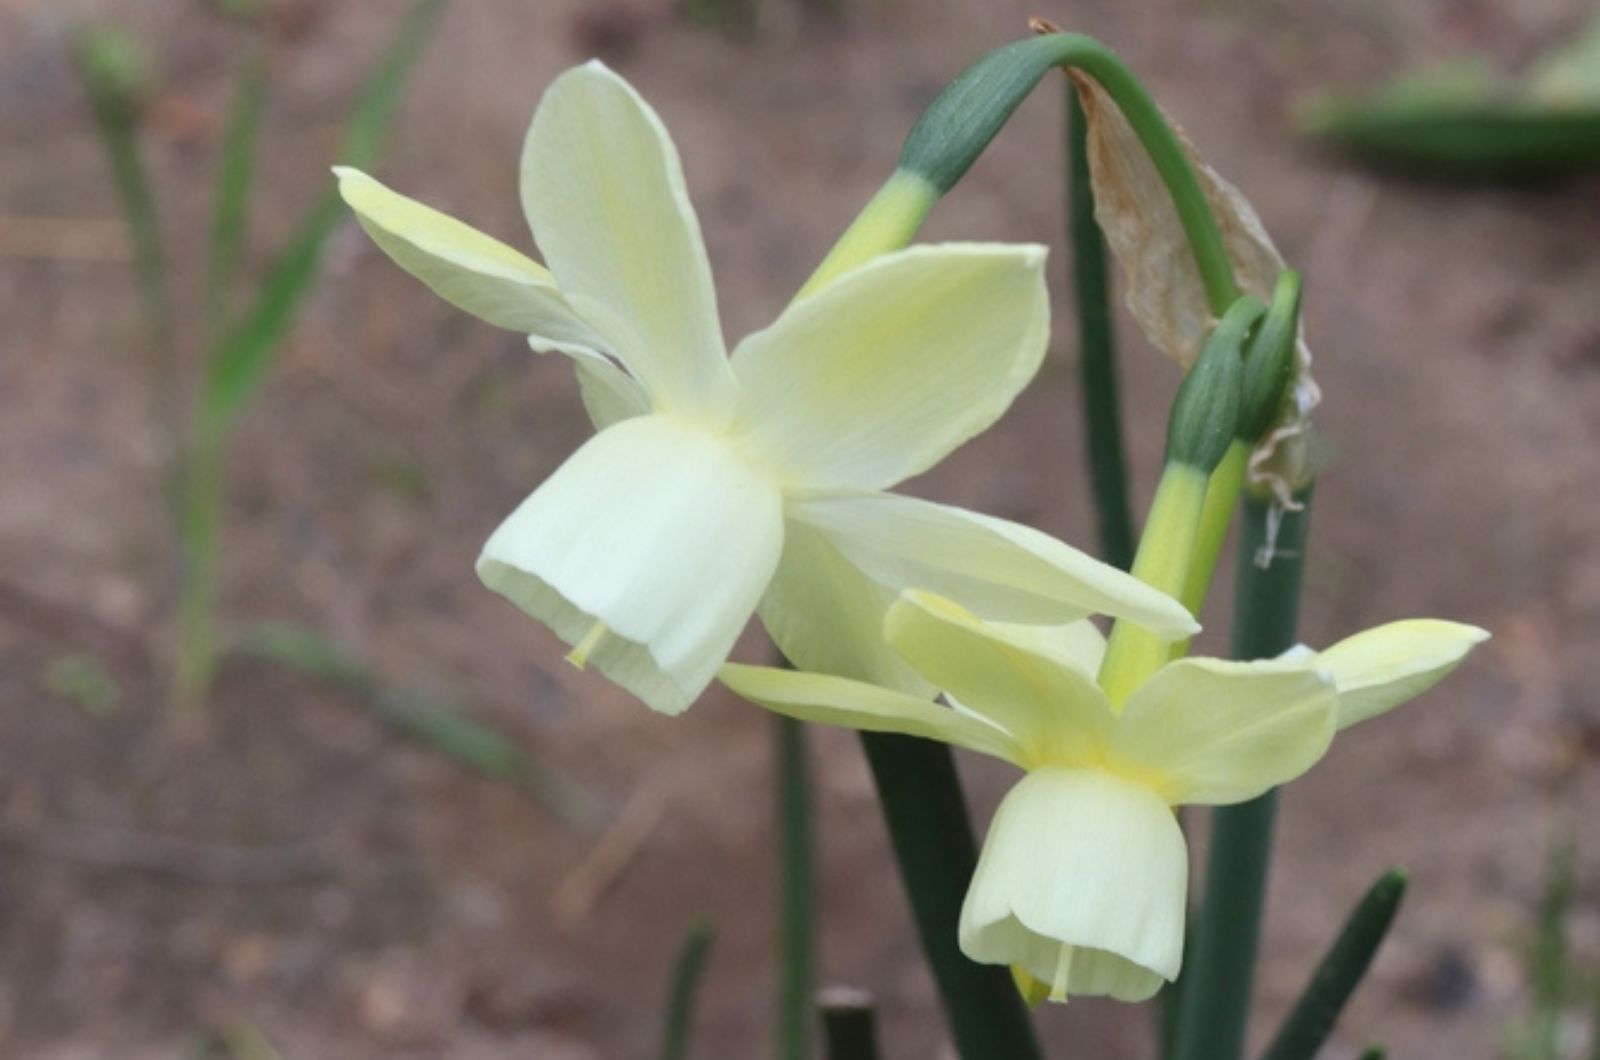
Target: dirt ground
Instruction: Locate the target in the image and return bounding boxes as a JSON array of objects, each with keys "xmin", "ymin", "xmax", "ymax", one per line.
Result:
[{"xmin": 2, "ymin": 0, "xmax": 1598, "ymax": 1057}]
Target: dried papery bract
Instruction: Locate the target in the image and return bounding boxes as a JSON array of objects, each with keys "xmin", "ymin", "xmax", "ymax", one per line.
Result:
[{"xmin": 1069, "ymin": 71, "xmax": 1320, "ymax": 503}]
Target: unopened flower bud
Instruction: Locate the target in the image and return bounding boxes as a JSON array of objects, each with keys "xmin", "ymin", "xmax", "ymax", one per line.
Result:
[{"xmin": 1164, "ymin": 295, "xmax": 1262, "ymax": 473}]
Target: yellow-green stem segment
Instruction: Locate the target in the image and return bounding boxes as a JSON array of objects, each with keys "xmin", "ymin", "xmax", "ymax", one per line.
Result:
[
  {"xmin": 797, "ymin": 170, "xmax": 937, "ymax": 298},
  {"xmin": 1172, "ymin": 439, "xmax": 1250, "ymax": 654},
  {"xmin": 1098, "ymin": 462, "xmax": 1210, "ymax": 706}
]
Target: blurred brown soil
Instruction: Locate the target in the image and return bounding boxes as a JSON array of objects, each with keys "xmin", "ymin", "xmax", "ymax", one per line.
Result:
[{"xmin": 1, "ymin": 0, "xmax": 1599, "ymax": 1057}]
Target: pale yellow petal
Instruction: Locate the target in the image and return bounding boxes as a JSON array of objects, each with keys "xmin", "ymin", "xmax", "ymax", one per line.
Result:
[
  {"xmin": 1315, "ymin": 619, "xmax": 1489, "ymax": 729},
  {"xmin": 788, "ymin": 492, "xmax": 1198, "ymax": 639},
  {"xmin": 728, "ymin": 243, "xmax": 1050, "ymax": 492},
  {"xmin": 885, "ymin": 592, "xmax": 1114, "ymax": 769},
  {"xmin": 1110, "ymin": 657, "xmax": 1338, "ymax": 805},
  {"xmin": 476, "ymin": 415, "xmax": 782, "ymax": 714},
  {"xmin": 757, "ymin": 518, "xmax": 933, "ymax": 698},
  {"xmin": 520, "ymin": 62, "xmax": 734, "ymax": 419},
  {"xmin": 718, "ymin": 663, "xmax": 1023, "ymax": 765},
  {"xmin": 334, "ymin": 166, "xmax": 605, "ymax": 354},
  {"xmin": 960, "ymin": 768, "xmax": 1185, "ymax": 1002}
]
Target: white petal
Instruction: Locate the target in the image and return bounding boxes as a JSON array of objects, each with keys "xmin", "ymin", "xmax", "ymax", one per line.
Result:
[
  {"xmin": 520, "ymin": 62, "xmax": 734, "ymax": 419},
  {"xmin": 334, "ymin": 166, "xmax": 606, "ymax": 355},
  {"xmin": 1314, "ymin": 619, "xmax": 1490, "ymax": 730},
  {"xmin": 982, "ymin": 618, "xmax": 1107, "ymax": 678},
  {"xmin": 960, "ymin": 768, "xmax": 1186, "ymax": 1001},
  {"xmin": 727, "ymin": 243, "xmax": 1050, "ymax": 492},
  {"xmin": 788, "ymin": 492, "xmax": 1198, "ymax": 639},
  {"xmin": 757, "ymin": 518, "xmax": 933, "ymax": 697},
  {"xmin": 476, "ymin": 415, "xmax": 783, "ymax": 714},
  {"xmin": 1111, "ymin": 657, "xmax": 1338, "ymax": 805}
]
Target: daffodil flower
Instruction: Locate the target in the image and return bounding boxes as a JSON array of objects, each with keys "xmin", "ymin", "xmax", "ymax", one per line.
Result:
[
  {"xmin": 335, "ymin": 61, "xmax": 1197, "ymax": 714},
  {"xmin": 721, "ymin": 590, "xmax": 1486, "ymax": 1002}
]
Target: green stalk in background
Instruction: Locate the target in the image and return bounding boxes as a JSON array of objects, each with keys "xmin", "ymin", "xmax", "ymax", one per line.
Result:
[
  {"xmin": 206, "ymin": 48, "xmax": 267, "ymax": 336},
  {"xmin": 1260, "ymin": 870, "xmax": 1408, "ymax": 1060},
  {"xmin": 661, "ymin": 918, "xmax": 717, "ymax": 1060},
  {"xmin": 1171, "ymin": 486, "xmax": 1314, "ymax": 1060},
  {"xmin": 818, "ymin": 989, "xmax": 880, "ymax": 1060},
  {"xmin": 71, "ymin": 27, "xmax": 181, "ymax": 509},
  {"xmin": 1068, "ymin": 87, "xmax": 1134, "ymax": 572},
  {"xmin": 173, "ymin": 0, "xmax": 444, "ymax": 720},
  {"xmin": 775, "ymin": 715, "xmax": 815, "ymax": 1060}
]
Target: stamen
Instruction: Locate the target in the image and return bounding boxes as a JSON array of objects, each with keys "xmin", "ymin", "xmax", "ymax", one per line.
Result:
[
  {"xmin": 1050, "ymin": 944, "xmax": 1076, "ymax": 1003},
  {"xmin": 566, "ymin": 619, "xmax": 608, "ymax": 670}
]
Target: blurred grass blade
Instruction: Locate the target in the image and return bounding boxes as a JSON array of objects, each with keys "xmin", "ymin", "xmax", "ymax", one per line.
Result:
[
  {"xmin": 175, "ymin": 0, "xmax": 443, "ymax": 721},
  {"xmin": 775, "ymin": 715, "xmax": 815, "ymax": 1060},
  {"xmin": 207, "ymin": 47, "xmax": 268, "ymax": 334},
  {"xmin": 1358, "ymin": 1048, "xmax": 1386, "ymax": 1060},
  {"xmin": 199, "ymin": 0, "xmax": 444, "ymax": 434},
  {"xmin": 71, "ymin": 26, "xmax": 182, "ymax": 506},
  {"xmin": 1068, "ymin": 85, "xmax": 1134, "ymax": 573},
  {"xmin": 1521, "ymin": 839, "xmax": 1576, "ymax": 1060},
  {"xmin": 819, "ymin": 988, "xmax": 880, "ymax": 1060},
  {"xmin": 231, "ymin": 623, "xmax": 598, "ymax": 828},
  {"xmin": 1260, "ymin": 869, "xmax": 1409, "ymax": 1060},
  {"xmin": 661, "ymin": 918, "xmax": 717, "ymax": 1060}
]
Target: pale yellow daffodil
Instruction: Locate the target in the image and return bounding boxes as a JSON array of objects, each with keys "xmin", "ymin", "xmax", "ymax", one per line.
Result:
[
  {"xmin": 335, "ymin": 61, "xmax": 1197, "ymax": 714},
  {"xmin": 721, "ymin": 590, "xmax": 1486, "ymax": 1002}
]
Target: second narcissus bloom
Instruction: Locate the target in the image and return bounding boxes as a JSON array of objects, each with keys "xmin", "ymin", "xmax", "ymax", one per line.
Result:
[
  {"xmin": 721, "ymin": 591, "xmax": 1486, "ymax": 1001},
  {"xmin": 335, "ymin": 61, "xmax": 1196, "ymax": 714}
]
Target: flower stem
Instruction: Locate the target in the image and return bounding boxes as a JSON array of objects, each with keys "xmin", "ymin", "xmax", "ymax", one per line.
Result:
[
  {"xmin": 859, "ymin": 733, "xmax": 1045, "ymax": 1060},
  {"xmin": 1069, "ymin": 87, "xmax": 1135, "ymax": 572},
  {"xmin": 819, "ymin": 988, "xmax": 881, "ymax": 1060},
  {"xmin": 897, "ymin": 32, "xmax": 1240, "ymax": 314},
  {"xmin": 1171, "ymin": 485, "xmax": 1314, "ymax": 1060},
  {"xmin": 1097, "ymin": 462, "xmax": 1209, "ymax": 706},
  {"xmin": 775, "ymin": 715, "xmax": 816, "ymax": 1060}
]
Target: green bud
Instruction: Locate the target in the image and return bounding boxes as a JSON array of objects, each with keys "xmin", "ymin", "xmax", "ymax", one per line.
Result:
[
  {"xmin": 1164, "ymin": 295, "xmax": 1263, "ymax": 471},
  {"xmin": 1237, "ymin": 270, "xmax": 1302, "ymax": 444},
  {"xmin": 71, "ymin": 26, "xmax": 154, "ymax": 124}
]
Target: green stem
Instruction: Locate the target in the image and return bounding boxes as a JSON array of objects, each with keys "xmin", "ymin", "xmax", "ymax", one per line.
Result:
[
  {"xmin": 1260, "ymin": 870, "xmax": 1408, "ymax": 1060},
  {"xmin": 207, "ymin": 48, "xmax": 267, "ymax": 337},
  {"xmin": 819, "ymin": 989, "xmax": 880, "ymax": 1060},
  {"xmin": 1069, "ymin": 87, "xmax": 1134, "ymax": 572},
  {"xmin": 1171, "ymin": 486, "xmax": 1314, "ymax": 1060},
  {"xmin": 899, "ymin": 32, "xmax": 1239, "ymax": 314},
  {"xmin": 859, "ymin": 734, "xmax": 1044, "ymax": 1060},
  {"xmin": 661, "ymin": 918, "xmax": 717, "ymax": 1060},
  {"xmin": 775, "ymin": 715, "xmax": 816, "ymax": 1060}
]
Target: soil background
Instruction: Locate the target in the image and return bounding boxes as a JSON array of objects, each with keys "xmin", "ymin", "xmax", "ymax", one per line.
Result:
[{"xmin": 2, "ymin": 0, "xmax": 1598, "ymax": 1057}]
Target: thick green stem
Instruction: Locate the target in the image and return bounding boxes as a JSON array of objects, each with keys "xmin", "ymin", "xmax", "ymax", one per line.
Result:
[
  {"xmin": 899, "ymin": 32, "xmax": 1239, "ymax": 313},
  {"xmin": 819, "ymin": 989, "xmax": 880, "ymax": 1060},
  {"xmin": 859, "ymin": 734, "xmax": 1044, "ymax": 1060},
  {"xmin": 1069, "ymin": 88, "xmax": 1134, "ymax": 572},
  {"xmin": 1172, "ymin": 486, "xmax": 1314, "ymax": 1060},
  {"xmin": 775, "ymin": 715, "xmax": 816, "ymax": 1060}
]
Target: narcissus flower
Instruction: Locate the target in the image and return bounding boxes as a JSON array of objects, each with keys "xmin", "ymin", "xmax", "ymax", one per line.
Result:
[
  {"xmin": 335, "ymin": 61, "xmax": 1196, "ymax": 714},
  {"xmin": 721, "ymin": 591, "xmax": 1486, "ymax": 1001}
]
